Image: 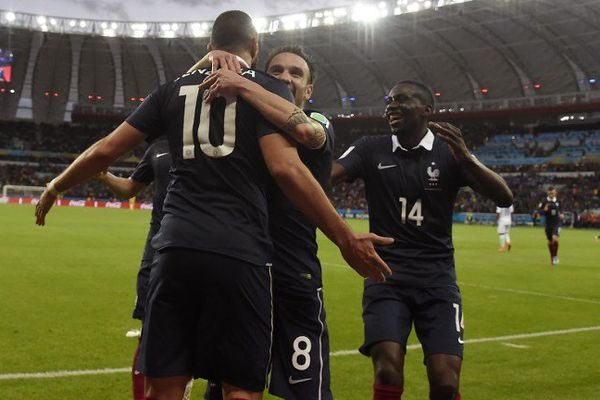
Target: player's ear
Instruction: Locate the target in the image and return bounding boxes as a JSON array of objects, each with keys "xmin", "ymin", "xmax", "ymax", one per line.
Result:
[
  {"xmin": 250, "ymin": 38, "xmax": 259, "ymax": 65},
  {"xmin": 304, "ymin": 84, "xmax": 313, "ymax": 102},
  {"xmin": 423, "ymin": 104, "xmax": 433, "ymax": 118},
  {"xmin": 207, "ymin": 42, "xmax": 213, "ymax": 52}
]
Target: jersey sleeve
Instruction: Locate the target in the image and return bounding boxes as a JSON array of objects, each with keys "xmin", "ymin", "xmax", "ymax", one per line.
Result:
[
  {"xmin": 255, "ymin": 78, "xmax": 294, "ymax": 138},
  {"xmin": 125, "ymin": 86, "xmax": 166, "ymax": 142},
  {"xmin": 307, "ymin": 111, "xmax": 334, "ymax": 155},
  {"xmin": 130, "ymin": 144, "xmax": 155, "ymax": 185},
  {"xmin": 496, "ymin": 207, "xmax": 501, "ymax": 213},
  {"xmin": 336, "ymin": 136, "xmax": 369, "ymax": 181}
]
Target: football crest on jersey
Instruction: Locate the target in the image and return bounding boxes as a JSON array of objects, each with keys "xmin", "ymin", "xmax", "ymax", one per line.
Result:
[{"xmin": 425, "ymin": 161, "xmax": 441, "ymax": 190}]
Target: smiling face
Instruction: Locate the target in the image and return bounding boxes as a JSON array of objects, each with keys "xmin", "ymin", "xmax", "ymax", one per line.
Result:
[
  {"xmin": 266, "ymin": 52, "xmax": 313, "ymax": 108},
  {"xmin": 385, "ymin": 83, "xmax": 432, "ymax": 136}
]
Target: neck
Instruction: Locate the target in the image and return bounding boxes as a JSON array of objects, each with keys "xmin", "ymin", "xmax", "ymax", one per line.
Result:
[{"xmin": 397, "ymin": 124, "xmax": 428, "ymax": 149}]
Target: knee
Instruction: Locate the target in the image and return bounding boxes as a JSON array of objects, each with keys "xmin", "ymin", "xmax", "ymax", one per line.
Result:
[
  {"xmin": 429, "ymin": 373, "xmax": 459, "ymax": 400},
  {"xmin": 430, "ymin": 381, "xmax": 459, "ymax": 400},
  {"xmin": 373, "ymin": 357, "xmax": 403, "ymax": 386}
]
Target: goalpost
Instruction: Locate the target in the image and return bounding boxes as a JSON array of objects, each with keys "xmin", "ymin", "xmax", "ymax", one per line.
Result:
[{"xmin": 1, "ymin": 185, "xmax": 47, "ymax": 198}]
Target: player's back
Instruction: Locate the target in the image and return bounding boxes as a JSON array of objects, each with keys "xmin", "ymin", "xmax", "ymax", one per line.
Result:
[{"xmin": 126, "ymin": 68, "xmax": 292, "ymax": 266}]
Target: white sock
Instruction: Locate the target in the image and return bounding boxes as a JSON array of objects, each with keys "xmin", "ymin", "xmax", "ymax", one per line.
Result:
[
  {"xmin": 506, "ymin": 233, "xmax": 511, "ymax": 245},
  {"xmin": 499, "ymin": 234, "xmax": 506, "ymax": 247}
]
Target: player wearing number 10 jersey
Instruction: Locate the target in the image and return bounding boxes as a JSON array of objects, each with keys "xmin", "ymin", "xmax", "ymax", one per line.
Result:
[{"xmin": 332, "ymin": 81, "xmax": 513, "ymax": 400}]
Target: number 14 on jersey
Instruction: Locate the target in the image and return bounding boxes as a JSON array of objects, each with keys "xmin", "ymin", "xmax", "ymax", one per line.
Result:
[{"xmin": 399, "ymin": 197, "xmax": 423, "ymax": 226}]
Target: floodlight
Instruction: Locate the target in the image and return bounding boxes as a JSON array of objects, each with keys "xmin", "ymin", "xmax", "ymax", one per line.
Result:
[
  {"xmin": 352, "ymin": 4, "xmax": 381, "ymax": 22},
  {"xmin": 5, "ymin": 12, "xmax": 16, "ymax": 22},
  {"xmin": 50, "ymin": 18, "xmax": 57, "ymax": 26},
  {"xmin": 333, "ymin": 8, "xmax": 347, "ymax": 17},
  {"xmin": 37, "ymin": 16, "xmax": 47, "ymax": 25},
  {"xmin": 79, "ymin": 20, "xmax": 87, "ymax": 28},
  {"xmin": 111, "ymin": 22, "xmax": 118, "ymax": 29},
  {"xmin": 407, "ymin": 2, "xmax": 421, "ymax": 12},
  {"xmin": 252, "ymin": 17, "xmax": 268, "ymax": 33},
  {"xmin": 69, "ymin": 20, "xmax": 76, "ymax": 27},
  {"xmin": 102, "ymin": 29, "xmax": 116, "ymax": 37}
]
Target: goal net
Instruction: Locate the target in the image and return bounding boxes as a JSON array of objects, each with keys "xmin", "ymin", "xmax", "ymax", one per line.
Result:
[{"xmin": 2, "ymin": 185, "xmax": 47, "ymax": 198}]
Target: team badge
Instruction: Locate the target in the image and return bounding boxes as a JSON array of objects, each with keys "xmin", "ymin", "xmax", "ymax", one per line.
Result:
[{"xmin": 425, "ymin": 161, "xmax": 441, "ymax": 190}]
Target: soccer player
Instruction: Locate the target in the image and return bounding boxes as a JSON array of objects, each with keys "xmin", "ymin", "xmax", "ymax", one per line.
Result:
[
  {"xmin": 195, "ymin": 46, "xmax": 336, "ymax": 400},
  {"xmin": 35, "ymin": 11, "xmax": 391, "ymax": 400},
  {"xmin": 538, "ymin": 186, "xmax": 562, "ymax": 265},
  {"xmin": 496, "ymin": 205, "xmax": 514, "ymax": 252},
  {"xmin": 331, "ymin": 81, "xmax": 513, "ymax": 400},
  {"xmin": 94, "ymin": 138, "xmax": 171, "ymax": 400}
]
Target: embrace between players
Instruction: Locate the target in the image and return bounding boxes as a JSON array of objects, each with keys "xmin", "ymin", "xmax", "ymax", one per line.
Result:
[{"xmin": 35, "ymin": 10, "xmax": 513, "ymax": 400}]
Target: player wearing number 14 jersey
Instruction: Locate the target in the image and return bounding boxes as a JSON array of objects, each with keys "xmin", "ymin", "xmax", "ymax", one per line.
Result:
[{"xmin": 332, "ymin": 81, "xmax": 513, "ymax": 400}]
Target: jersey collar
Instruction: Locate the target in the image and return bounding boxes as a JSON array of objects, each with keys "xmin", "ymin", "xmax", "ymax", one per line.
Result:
[
  {"xmin": 547, "ymin": 196, "xmax": 557, "ymax": 202},
  {"xmin": 392, "ymin": 129, "xmax": 435, "ymax": 153}
]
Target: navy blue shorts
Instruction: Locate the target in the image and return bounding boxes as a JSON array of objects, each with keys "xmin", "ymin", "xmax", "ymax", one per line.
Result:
[
  {"xmin": 269, "ymin": 286, "xmax": 332, "ymax": 400},
  {"xmin": 545, "ymin": 224, "xmax": 561, "ymax": 240},
  {"xmin": 139, "ymin": 248, "xmax": 272, "ymax": 392},
  {"xmin": 132, "ymin": 256, "xmax": 153, "ymax": 321},
  {"xmin": 360, "ymin": 283, "xmax": 464, "ymax": 362}
]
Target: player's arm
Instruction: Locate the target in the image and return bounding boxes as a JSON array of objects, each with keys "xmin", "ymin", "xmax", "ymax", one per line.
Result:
[
  {"xmin": 199, "ymin": 69, "xmax": 326, "ymax": 149},
  {"xmin": 259, "ymin": 133, "xmax": 392, "ymax": 282},
  {"xmin": 331, "ymin": 162, "xmax": 351, "ymax": 186},
  {"xmin": 429, "ymin": 122, "xmax": 513, "ymax": 207},
  {"xmin": 35, "ymin": 122, "xmax": 145, "ymax": 225},
  {"xmin": 96, "ymin": 171, "xmax": 146, "ymax": 199}
]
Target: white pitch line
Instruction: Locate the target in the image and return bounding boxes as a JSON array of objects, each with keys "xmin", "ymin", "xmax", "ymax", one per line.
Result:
[
  {"xmin": 502, "ymin": 343, "xmax": 530, "ymax": 349},
  {"xmin": 0, "ymin": 368, "xmax": 130, "ymax": 380},
  {"xmin": 3, "ymin": 325, "xmax": 599, "ymax": 381},
  {"xmin": 461, "ymin": 283, "xmax": 600, "ymax": 305},
  {"xmin": 323, "ymin": 263, "xmax": 600, "ymax": 306}
]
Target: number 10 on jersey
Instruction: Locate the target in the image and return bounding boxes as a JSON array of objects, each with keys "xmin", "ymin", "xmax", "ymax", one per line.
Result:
[
  {"xmin": 399, "ymin": 197, "xmax": 424, "ymax": 226},
  {"xmin": 179, "ymin": 85, "xmax": 237, "ymax": 159}
]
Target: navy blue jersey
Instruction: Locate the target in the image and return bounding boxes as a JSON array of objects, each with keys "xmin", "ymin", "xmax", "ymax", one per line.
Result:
[
  {"xmin": 539, "ymin": 197, "xmax": 561, "ymax": 227},
  {"xmin": 126, "ymin": 68, "xmax": 293, "ymax": 266},
  {"xmin": 268, "ymin": 111, "xmax": 334, "ymax": 290},
  {"xmin": 130, "ymin": 139, "xmax": 171, "ymax": 236},
  {"xmin": 130, "ymin": 138, "xmax": 171, "ymax": 261},
  {"xmin": 337, "ymin": 132, "xmax": 469, "ymax": 287}
]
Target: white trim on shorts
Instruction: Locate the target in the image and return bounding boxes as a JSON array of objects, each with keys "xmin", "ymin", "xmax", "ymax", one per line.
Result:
[{"xmin": 316, "ymin": 288, "xmax": 325, "ymax": 400}]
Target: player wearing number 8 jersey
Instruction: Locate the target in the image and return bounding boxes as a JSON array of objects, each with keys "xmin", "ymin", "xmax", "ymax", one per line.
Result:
[{"xmin": 332, "ymin": 81, "xmax": 513, "ymax": 400}]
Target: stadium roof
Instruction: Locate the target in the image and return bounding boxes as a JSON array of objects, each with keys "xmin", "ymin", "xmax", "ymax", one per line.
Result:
[{"xmin": 1, "ymin": 0, "xmax": 599, "ymax": 122}]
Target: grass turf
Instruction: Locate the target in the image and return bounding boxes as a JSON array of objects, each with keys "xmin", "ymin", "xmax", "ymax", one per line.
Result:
[{"xmin": 1, "ymin": 204, "xmax": 599, "ymax": 399}]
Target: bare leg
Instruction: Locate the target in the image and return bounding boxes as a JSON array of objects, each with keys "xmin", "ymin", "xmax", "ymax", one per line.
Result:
[{"xmin": 426, "ymin": 354, "xmax": 461, "ymax": 400}]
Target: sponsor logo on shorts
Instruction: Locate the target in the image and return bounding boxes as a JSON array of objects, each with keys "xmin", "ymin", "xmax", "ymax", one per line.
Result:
[{"xmin": 288, "ymin": 376, "xmax": 312, "ymax": 385}]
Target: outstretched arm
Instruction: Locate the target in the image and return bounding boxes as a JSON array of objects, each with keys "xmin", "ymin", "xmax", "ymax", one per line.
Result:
[
  {"xmin": 96, "ymin": 171, "xmax": 146, "ymax": 199},
  {"xmin": 260, "ymin": 133, "xmax": 392, "ymax": 282},
  {"xmin": 35, "ymin": 122, "xmax": 146, "ymax": 225},
  {"xmin": 430, "ymin": 122, "xmax": 513, "ymax": 207}
]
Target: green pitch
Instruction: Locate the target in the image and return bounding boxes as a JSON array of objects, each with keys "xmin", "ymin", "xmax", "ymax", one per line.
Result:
[{"xmin": 1, "ymin": 204, "xmax": 599, "ymax": 399}]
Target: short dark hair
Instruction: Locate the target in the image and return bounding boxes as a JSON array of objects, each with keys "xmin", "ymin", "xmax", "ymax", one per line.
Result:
[
  {"xmin": 264, "ymin": 45, "xmax": 317, "ymax": 84},
  {"xmin": 396, "ymin": 80, "xmax": 435, "ymax": 108},
  {"xmin": 548, "ymin": 186, "xmax": 556, "ymax": 191},
  {"xmin": 211, "ymin": 11, "xmax": 257, "ymax": 52}
]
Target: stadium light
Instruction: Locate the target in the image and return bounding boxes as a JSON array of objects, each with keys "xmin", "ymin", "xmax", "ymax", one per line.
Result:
[
  {"xmin": 79, "ymin": 20, "xmax": 87, "ymax": 28},
  {"xmin": 252, "ymin": 17, "xmax": 269, "ymax": 33},
  {"xmin": 407, "ymin": 2, "xmax": 421, "ymax": 12},
  {"xmin": 36, "ymin": 15, "xmax": 46, "ymax": 25},
  {"xmin": 352, "ymin": 4, "xmax": 382, "ymax": 22},
  {"xmin": 5, "ymin": 11, "xmax": 15, "ymax": 22},
  {"xmin": 102, "ymin": 29, "xmax": 116, "ymax": 37},
  {"xmin": 69, "ymin": 20, "xmax": 76, "ymax": 27},
  {"xmin": 50, "ymin": 18, "xmax": 57, "ymax": 26},
  {"xmin": 101, "ymin": 22, "xmax": 108, "ymax": 29},
  {"xmin": 589, "ymin": 78, "xmax": 597, "ymax": 84}
]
